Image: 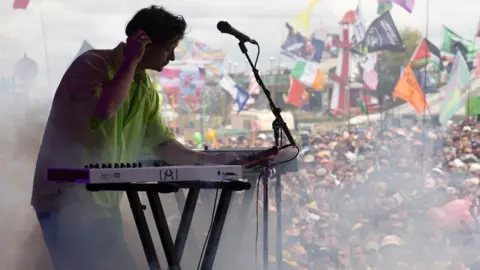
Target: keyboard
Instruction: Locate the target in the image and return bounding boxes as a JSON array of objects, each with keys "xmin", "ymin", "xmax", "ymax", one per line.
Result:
[
  {"xmin": 139, "ymin": 148, "xmax": 299, "ymax": 175},
  {"xmin": 47, "ymin": 164, "xmax": 244, "ymax": 184}
]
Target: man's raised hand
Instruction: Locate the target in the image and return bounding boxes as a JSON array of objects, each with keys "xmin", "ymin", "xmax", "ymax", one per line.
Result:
[{"xmin": 124, "ymin": 30, "xmax": 152, "ymax": 64}]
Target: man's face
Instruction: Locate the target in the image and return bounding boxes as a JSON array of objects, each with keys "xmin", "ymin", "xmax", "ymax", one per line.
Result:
[{"xmin": 143, "ymin": 40, "xmax": 179, "ymax": 71}]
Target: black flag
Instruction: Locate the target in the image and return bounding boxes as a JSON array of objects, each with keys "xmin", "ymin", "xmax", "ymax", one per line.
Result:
[{"xmin": 362, "ymin": 11, "xmax": 404, "ymax": 52}]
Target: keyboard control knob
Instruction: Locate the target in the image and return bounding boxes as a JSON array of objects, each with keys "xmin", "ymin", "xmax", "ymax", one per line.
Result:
[
  {"xmin": 138, "ymin": 162, "xmax": 142, "ymax": 168},
  {"xmin": 126, "ymin": 163, "xmax": 131, "ymax": 168},
  {"xmin": 120, "ymin": 163, "xmax": 126, "ymax": 168},
  {"xmin": 114, "ymin": 163, "xmax": 120, "ymax": 168},
  {"xmin": 84, "ymin": 165, "xmax": 89, "ymax": 168},
  {"xmin": 132, "ymin": 163, "xmax": 137, "ymax": 168},
  {"xmin": 101, "ymin": 164, "xmax": 107, "ymax": 168},
  {"xmin": 107, "ymin": 163, "xmax": 112, "ymax": 168}
]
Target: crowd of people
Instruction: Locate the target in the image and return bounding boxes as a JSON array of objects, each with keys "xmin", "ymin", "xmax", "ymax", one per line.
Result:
[{"xmin": 186, "ymin": 119, "xmax": 480, "ymax": 270}]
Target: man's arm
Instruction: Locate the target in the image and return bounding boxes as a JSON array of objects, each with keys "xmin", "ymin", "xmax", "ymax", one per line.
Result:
[
  {"xmin": 152, "ymin": 139, "xmax": 210, "ymax": 165},
  {"xmin": 95, "ymin": 31, "xmax": 151, "ymax": 119},
  {"xmin": 94, "ymin": 58, "xmax": 137, "ymax": 119}
]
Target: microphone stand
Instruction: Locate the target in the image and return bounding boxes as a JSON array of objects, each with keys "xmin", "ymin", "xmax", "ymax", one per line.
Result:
[{"xmin": 238, "ymin": 41, "xmax": 296, "ymax": 270}]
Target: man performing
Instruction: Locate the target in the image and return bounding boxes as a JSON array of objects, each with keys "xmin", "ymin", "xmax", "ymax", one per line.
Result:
[{"xmin": 31, "ymin": 6, "xmax": 236, "ymax": 270}]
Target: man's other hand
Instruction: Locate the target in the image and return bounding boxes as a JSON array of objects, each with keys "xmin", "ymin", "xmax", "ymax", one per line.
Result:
[{"xmin": 201, "ymin": 152, "xmax": 246, "ymax": 165}]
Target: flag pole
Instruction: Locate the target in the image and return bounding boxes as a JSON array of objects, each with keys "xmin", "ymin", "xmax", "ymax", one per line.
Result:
[
  {"xmin": 419, "ymin": 0, "xmax": 431, "ymax": 178},
  {"xmin": 38, "ymin": 0, "xmax": 52, "ymax": 89}
]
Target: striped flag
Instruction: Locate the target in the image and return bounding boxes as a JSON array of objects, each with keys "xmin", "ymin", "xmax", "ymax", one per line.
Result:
[
  {"xmin": 13, "ymin": 0, "xmax": 30, "ymax": 9},
  {"xmin": 290, "ymin": 61, "xmax": 325, "ymax": 91},
  {"xmin": 247, "ymin": 72, "xmax": 261, "ymax": 95},
  {"xmin": 220, "ymin": 75, "xmax": 249, "ymax": 113},
  {"xmin": 439, "ymin": 52, "xmax": 470, "ymax": 125},
  {"xmin": 410, "ymin": 38, "xmax": 443, "ymax": 70}
]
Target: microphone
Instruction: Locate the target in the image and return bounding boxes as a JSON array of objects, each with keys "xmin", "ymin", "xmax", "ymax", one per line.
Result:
[{"xmin": 217, "ymin": 21, "xmax": 258, "ymax": 44}]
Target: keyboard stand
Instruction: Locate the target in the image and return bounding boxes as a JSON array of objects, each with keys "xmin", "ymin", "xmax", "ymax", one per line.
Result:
[
  {"xmin": 223, "ymin": 172, "xmax": 284, "ymax": 270},
  {"xmin": 87, "ymin": 180, "xmax": 251, "ymax": 270},
  {"xmin": 175, "ymin": 173, "xmax": 285, "ymax": 270}
]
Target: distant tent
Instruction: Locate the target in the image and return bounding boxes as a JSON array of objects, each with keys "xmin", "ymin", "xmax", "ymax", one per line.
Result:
[{"xmin": 73, "ymin": 41, "xmax": 93, "ymax": 61}]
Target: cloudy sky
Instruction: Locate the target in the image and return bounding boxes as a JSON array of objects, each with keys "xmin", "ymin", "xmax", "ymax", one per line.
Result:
[{"xmin": 1, "ymin": 0, "xmax": 479, "ymax": 91}]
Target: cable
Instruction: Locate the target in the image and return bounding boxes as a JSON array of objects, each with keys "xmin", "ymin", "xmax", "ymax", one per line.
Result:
[
  {"xmin": 254, "ymin": 44, "xmax": 260, "ymax": 67},
  {"xmin": 197, "ymin": 188, "xmax": 220, "ymax": 270}
]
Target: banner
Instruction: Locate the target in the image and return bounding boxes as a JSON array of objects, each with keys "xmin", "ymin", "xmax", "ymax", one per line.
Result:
[
  {"xmin": 362, "ymin": 11, "xmax": 404, "ymax": 52},
  {"xmin": 378, "ymin": 0, "xmax": 414, "ymax": 13},
  {"xmin": 392, "ymin": 63, "xmax": 426, "ymax": 115}
]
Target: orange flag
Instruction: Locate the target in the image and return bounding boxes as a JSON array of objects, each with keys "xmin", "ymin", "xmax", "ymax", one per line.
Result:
[
  {"xmin": 392, "ymin": 63, "xmax": 426, "ymax": 115},
  {"xmin": 286, "ymin": 77, "xmax": 309, "ymax": 108}
]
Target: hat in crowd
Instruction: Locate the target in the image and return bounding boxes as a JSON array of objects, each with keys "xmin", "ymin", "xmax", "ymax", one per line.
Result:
[
  {"xmin": 469, "ymin": 163, "xmax": 480, "ymax": 173},
  {"xmin": 380, "ymin": 235, "xmax": 405, "ymax": 248},
  {"xmin": 316, "ymin": 168, "xmax": 328, "ymax": 177},
  {"xmin": 463, "ymin": 126, "xmax": 472, "ymax": 132},
  {"xmin": 365, "ymin": 241, "xmax": 379, "ymax": 251}
]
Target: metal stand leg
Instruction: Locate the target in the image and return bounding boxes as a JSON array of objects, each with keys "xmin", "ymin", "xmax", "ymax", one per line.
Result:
[
  {"xmin": 275, "ymin": 174, "xmax": 282, "ymax": 270},
  {"xmin": 126, "ymin": 190, "xmax": 162, "ymax": 270},
  {"xmin": 146, "ymin": 191, "xmax": 180, "ymax": 269},
  {"xmin": 174, "ymin": 190, "xmax": 200, "ymax": 253},
  {"xmin": 200, "ymin": 190, "xmax": 234, "ymax": 270},
  {"xmin": 263, "ymin": 174, "xmax": 269, "ymax": 270},
  {"xmin": 175, "ymin": 189, "xmax": 200, "ymax": 261}
]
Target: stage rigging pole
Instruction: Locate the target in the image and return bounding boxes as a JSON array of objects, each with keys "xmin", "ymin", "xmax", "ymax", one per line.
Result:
[{"xmin": 38, "ymin": 0, "xmax": 52, "ymax": 89}]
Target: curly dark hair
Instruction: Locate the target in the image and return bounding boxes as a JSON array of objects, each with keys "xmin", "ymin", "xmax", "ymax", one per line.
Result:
[{"xmin": 125, "ymin": 5, "xmax": 187, "ymax": 46}]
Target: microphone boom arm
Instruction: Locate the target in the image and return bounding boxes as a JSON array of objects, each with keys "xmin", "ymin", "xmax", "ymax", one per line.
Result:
[{"xmin": 238, "ymin": 42, "xmax": 296, "ymax": 148}]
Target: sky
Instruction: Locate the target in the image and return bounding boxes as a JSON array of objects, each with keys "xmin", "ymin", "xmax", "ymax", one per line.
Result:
[{"xmin": 1, "ymin": 0, "xmax": 479, "ymax": 92}]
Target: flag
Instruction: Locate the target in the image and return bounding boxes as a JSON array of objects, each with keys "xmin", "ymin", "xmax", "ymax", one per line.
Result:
[
  {"xmin": 353, "ymin": 1, "xmax": 379, "ymax": 90},
  {"xmin": 281, "ymin": 23, "xmax": 325, "ymax": 63},
  {"xmin": 357, "ymin": 99, "xmax": 369, "ymax": 115},
  {"xmin": 439, "ymin": 52, "xmax": 470, "ymax": 125},
  {"xmin": 414, "ymin": 70, "xmax": 438, "ymax": 93},
  {"xmin": 466, "ymin": 96, "xmax": 480, "ymax": 116},
  {"xmin": 377, "ymin": 2, "xmax": 393, "ymax": 15},
  {"xmin": 362, "ymin": 12, "xmax": 404, "ymax": 53},
  {"xmin": 243, "ymin": 72, "xmax": 261, "ymax": 108},
  {"xmin": 13, "ymin": 0, "xmax": 29, "ymax": 9},
  {"xmin": 219, "ymin": 75, "xmax": 249, "ymax": 113},
  {"xmin": 247, "ymin": 72, "xmax": 261, "ymax": 95},
  {"xmin": 410, "ymin": 38, "xmax": 443, "ymax": 70},
  {"xmin": 441, "ymin": 26, "xmax": 477, "ymax": 63},
  {"xmin": 290, "ymin": 61, "xmax": 325, "ymax": 91},
  {"xmin": 392, "ymin": 63, "xmax": 426, "ymax": 115},
  {"xmin": 286, "ymin": 77, "xmax": 309, "ymax": 108},
  {"xmin": 288, "ymin": 0, "xmax": 320, "ymax": 36},
  {"xmin": 158, "ymin": 67, "xmax": 204, "ymax": 111},
  {"xmin": 171, "ymin": 38, "xmax": 226, "ymax": 75},
  {"xmin": 378, "ymin": 0, "xmax": 414, "ymax": 13}
]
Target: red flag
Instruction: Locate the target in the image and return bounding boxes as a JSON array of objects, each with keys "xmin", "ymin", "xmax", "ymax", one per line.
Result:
[
  {"xmin": 13, "ymin": 0, "xmax": 30, "ymax": 9},
  {"xmin": 286, "ymin": 77, "xmax": 309, "ymax": 108}
]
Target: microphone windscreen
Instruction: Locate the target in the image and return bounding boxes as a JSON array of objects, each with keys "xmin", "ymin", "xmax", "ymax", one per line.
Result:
[{"xmin": 216, "ymin": 21, "xmax": 230, "ymax": 33}]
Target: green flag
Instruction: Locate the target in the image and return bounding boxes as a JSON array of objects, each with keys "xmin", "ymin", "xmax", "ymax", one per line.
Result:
[
  {"xmin": 466, "ymin": 96, "xmax": 480, "ymax": 116},
  {"xmin": 441, "ymin": 26, "xmax": 478, "ymax": 61},
  {"xmin": 357, "ymin": 99, "xmax": 369, "ymax": 115},
  {"xmin": 377, "ymin": 2, "xmax": 393, "ymax": 15}
]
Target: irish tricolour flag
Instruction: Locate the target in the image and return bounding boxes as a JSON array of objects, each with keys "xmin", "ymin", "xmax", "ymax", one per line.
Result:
[{"xmin": 290, "ymin": 61, "xmax": 326, "ymax": 91}]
